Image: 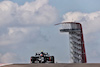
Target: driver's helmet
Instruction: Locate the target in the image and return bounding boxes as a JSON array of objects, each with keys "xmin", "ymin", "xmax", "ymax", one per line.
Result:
[
  {"xmin": 41, "ymin": 50, "xmax": 43, "ymax": 54},
  {"xmin": 40, "ymin": 50, "xmax": 44, "ymax": 56}
]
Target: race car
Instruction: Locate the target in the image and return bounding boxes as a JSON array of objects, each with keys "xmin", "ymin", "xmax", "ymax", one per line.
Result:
[{"xmin": 30, "ymin": 51, "xmax": 54, "ymax": 63}]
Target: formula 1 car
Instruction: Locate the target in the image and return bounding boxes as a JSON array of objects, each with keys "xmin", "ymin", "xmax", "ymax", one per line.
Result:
[{"xmin": 30, "ymin": 51, "xmax": 54, "ymax": 63}]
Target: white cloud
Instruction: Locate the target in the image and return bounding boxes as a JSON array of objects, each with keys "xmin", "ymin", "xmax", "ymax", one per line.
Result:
[
  {"xmin": 63, "ymin": 11, "xmax": 100, "ymax": 34},
  {"xmin": 0, "ymin": 0, "xmax": 57, "ymax": 27},
  {"xmin": 0, "ymin": 27, "xmax": 40, "ymax": 45},
  {"xmin": 0, "ymin": 1, "xmax": 17, "ymax": 26},
  {"xmin": 0, "ymin": 52, "xmax": 21, "ymax": 63},
  {"xmin": 0, "ymin": 0, "xmax": 58, "ymax": 46}
]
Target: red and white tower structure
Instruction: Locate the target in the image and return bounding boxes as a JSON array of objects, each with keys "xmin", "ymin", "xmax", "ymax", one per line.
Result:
[{"xmin": 56, "ymin": 22, "xmax": 87, "ymax": 63}]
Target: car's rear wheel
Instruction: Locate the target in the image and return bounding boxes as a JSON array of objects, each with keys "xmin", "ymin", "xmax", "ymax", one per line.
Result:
[{"xmin": 51, "ymin": 56, "xmax": 54, "ymax": 63}]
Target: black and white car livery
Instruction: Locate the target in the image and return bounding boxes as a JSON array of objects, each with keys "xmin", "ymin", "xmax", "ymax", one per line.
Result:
[{"xmin": 30, "ymin": 51, "xmax": 54, "ymax": 63}]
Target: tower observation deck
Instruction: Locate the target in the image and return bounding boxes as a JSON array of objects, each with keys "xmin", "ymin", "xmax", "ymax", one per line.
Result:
[{"xmin": 56, "ymin": 22, "xmax": 87, "ymax": 63}]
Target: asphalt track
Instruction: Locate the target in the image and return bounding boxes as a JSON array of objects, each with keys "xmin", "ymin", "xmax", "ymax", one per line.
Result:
[{"xmin": 2, "ymin": 63, "xmax": 100, "ymax": 67}]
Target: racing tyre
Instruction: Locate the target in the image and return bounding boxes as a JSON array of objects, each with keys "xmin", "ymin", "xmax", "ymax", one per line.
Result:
[
  {"xmin": 31, "ymin": 56, "xmax": 35, "ymax": 63},
  {"xmin": 51, "ymin": 56, "xmax": 54, "ymax": 63}
]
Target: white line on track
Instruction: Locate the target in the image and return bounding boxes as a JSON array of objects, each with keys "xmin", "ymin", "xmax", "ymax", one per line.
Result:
[{"xmin": 0, "ymin": 63, "xmax": 13, "ymax": 67}]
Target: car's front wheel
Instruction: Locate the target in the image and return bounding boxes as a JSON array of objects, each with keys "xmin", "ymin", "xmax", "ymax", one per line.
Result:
[{"xmin": 31, "ymin": 56, "xmax": 36, "ymax": 63}]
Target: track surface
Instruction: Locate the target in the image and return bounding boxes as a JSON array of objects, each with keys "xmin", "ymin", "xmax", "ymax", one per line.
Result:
[{"xmin": 2, "ymin": 63, "xmax": 100, "ymax": 67}]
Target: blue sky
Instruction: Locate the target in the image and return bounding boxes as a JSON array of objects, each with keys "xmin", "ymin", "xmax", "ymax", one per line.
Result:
[
  {"xmin": 50, "ymin": 0, "xmax": 100, "ymax": 15},
  {"xmin": 0, "ymin": 0, "xmax": 100, "ymax": 63}
]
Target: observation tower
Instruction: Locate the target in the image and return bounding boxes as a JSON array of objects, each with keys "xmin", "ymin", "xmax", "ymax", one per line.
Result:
[{"xmin": 56, "ymin": 22, "xmax": 87, "ymax": 63}]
